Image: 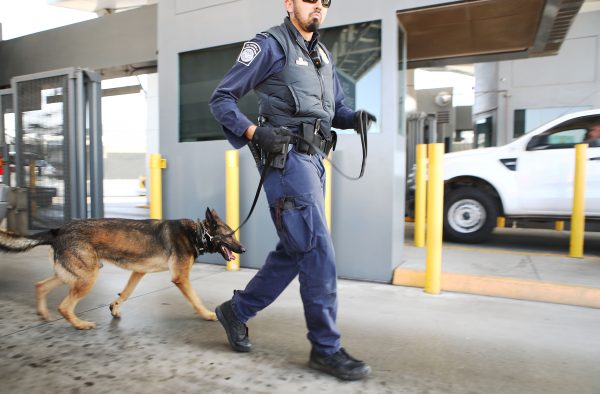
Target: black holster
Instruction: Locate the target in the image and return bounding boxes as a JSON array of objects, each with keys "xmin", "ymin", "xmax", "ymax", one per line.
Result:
[
  {"xmin": 296, "ymin": 119, "xmax": 337, "ymax": 156},
  {"xmin": 248, "ymin": 116, "xmax": 289, "ymax": 170}
]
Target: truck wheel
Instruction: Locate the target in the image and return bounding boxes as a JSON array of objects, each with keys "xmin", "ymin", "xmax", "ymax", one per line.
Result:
[{"xmin": 443, "ymin": 187, "xmax": 498, "ymax": 243}]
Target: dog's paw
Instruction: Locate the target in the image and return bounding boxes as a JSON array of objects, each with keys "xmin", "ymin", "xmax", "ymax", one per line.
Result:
[
  {"xmin": 73, "ymin": 320, "xmax": 96, "ymax": 330},
  {"xmin": 37, "ymin": 309, "xmax": 51, "ymax": 321},
  {"xmin": 202, "ymin": 311, "xmax": 218, "ymax": 321},
  {"xmin": 109, "ymin": 303, "xmax": 121, "ymax": 318}
]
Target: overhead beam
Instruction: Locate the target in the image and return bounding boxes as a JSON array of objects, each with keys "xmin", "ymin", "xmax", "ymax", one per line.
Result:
[{"xmin": 0, "ymin": 4, "xmax": 156, "ymax": 87}]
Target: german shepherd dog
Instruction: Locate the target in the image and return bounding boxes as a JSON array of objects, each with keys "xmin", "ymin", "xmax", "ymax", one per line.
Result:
[{"xmin": 0, "ymin": 208, "xmax": 245, "ymax": 330}]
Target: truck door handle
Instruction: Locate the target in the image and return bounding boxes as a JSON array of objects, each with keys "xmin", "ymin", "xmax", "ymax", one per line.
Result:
[{"xmin": 590, "ymin": 157, "xmax": 600, "ymax": 161}]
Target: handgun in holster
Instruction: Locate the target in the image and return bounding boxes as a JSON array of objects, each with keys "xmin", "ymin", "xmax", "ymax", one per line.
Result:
[
  {"xmin": 268, "ymin": 140, "xmax": 288, "ymax": 169},
  {"xmin": 248, "ymin": 115, "xmax": 289, "ymax": 170}
]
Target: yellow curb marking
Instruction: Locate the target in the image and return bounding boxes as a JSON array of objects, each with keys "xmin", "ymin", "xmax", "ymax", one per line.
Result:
[
  {"xmin": 392, "ymin": 267, "xmax": 600, "ymax": 309},
  {"xmin": 404, "ymin": 243, "xmax": 600, "ymax": 260}
]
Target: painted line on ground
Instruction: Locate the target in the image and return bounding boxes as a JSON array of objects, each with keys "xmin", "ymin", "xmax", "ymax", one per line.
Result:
[
  {"xmin": 392, "ymin": 267, "xmax": 600, "ymax": 309},
  {"xmin": 404, "ymin": 243, "xmax": 600, "ymax": 260}
]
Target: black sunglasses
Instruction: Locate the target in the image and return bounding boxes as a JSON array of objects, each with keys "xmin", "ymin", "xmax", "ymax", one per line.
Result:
[{"xmin": 302, "ymin": 0, "xmax": 332, "ymax": 8}]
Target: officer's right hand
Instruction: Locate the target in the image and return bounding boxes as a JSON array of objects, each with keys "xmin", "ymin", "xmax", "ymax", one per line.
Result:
[{"xmin": 252, "ymin": 127, "xmax": 291, "ymax": 153}]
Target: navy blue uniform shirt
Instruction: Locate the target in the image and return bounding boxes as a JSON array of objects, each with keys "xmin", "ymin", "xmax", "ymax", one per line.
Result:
[{"xmin": 209, "ymin": 31, "xmax": 355, "ymax": 149}]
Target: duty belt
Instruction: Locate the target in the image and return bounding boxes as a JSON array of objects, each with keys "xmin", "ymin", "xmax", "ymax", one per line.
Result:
[{"xmin": 250, "ymin": 118, "xmax": 337, "ymax": 170}]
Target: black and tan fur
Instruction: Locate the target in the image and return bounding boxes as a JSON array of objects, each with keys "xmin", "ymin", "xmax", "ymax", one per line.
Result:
[{"xmin": 0, "ymin": 208, "xmax": 245, "ymax": 330}]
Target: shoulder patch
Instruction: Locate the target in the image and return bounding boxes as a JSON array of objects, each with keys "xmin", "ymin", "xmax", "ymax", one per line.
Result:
[{"xmin": 237, "ymin": 41, "xmax": 262, "ymax": 67}]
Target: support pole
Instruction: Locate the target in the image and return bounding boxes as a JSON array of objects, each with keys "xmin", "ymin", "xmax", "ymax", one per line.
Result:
[
  {"xmin": 414, "ymin": 144, "xmax": 427, "ymax": 247},
  {"xmin": 149, "ymin": 153, "xmax": 167, "ymax": 220},
  {"xmin": 88, "ymin": 74, "xmax": 104, "ymax": 218},
  {"xmin": 569, "ymin": 144, "xmax": 587, "ymax": 258},
  {"xmin": 75, "ymin": 69, "xmax": 87, "ymax": 218},
  {"xmin": 225, "ymin": 150, "xmax": 240, "ymax": 271},
  {"xmin": 424, "ymin": 143, "xmax": 444, "ymax": 295},
  {"xmin": 29, "ymin": 160, "xmax": 36, "ymax": 216}
]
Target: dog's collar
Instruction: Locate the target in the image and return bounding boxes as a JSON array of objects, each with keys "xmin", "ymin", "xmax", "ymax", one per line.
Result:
[{"xmin": 195, "ymin": 221, "xmax": 213, "ymax": 256}]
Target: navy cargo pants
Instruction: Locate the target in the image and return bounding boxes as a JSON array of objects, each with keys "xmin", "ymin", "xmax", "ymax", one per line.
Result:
[{"xmin": 231, "ymin": 147, "xmax": 341, "ymax": 355}]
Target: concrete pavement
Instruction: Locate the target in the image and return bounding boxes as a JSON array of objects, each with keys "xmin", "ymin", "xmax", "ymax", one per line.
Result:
[{"xmin": 1, "ymin": 245, "xmax": 599, "ymax": 394}]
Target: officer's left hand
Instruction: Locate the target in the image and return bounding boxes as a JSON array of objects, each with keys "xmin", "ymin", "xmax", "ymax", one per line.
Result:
[{"xmin": 353, "ymin": 110, "xmax": 377, "ymax": 133}]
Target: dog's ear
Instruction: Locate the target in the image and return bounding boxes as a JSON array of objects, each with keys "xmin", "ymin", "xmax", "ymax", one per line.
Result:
[
  {"xmin": 210, "ymin": 208, "xmax": 221, "ymax": 221},
  {"xmin": 205, "ymin": 208, "xmax": 215, "ymax": 224}
]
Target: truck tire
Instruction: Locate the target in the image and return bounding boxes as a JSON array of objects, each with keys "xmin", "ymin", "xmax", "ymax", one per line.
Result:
[{"xmin": 443, "ymin": 187, "xmax": 498, "ymax": 243}]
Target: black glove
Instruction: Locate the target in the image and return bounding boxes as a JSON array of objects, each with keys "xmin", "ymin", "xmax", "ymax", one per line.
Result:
[
  {"xmin": 252, "ymin": 126, "xmax": 291, "ymax": 153},
  {"xmin": 353, "ymin": 110, "xmax": 377, "ymax": 133}
]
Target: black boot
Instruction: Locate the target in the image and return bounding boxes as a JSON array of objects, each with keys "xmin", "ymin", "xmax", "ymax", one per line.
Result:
[
  {"xmin": 215, "ymin": 300, "xmax": 251, "ymax": 352},
  {"xmin": 309, "ymin": 348, "xmax": 371, "ymax": 380}
]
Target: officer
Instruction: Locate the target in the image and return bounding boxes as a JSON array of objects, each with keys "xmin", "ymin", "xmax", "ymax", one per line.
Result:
[{"xmin": 209, "ymin": 0, "xmax": 376, "ymax": 381}]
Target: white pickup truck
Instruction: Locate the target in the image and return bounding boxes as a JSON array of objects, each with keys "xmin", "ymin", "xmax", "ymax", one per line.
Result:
[{"xmin": 411, "ymin": 109, "xmax": 600, "ymax": 243}]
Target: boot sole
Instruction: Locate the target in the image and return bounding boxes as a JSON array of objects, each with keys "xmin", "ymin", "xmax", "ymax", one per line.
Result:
[
  {"xmin": 215, "ymin": 306, "xmax": 251, "ymax": 353},
  {"xmin": 308, "ymin": 360, "xmax": 371, "ymax": 381}
]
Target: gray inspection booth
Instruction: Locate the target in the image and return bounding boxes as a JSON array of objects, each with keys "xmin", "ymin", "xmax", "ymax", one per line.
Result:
[
  {"xmin": 158, "ymin": 0, "xmax": 409, "ymax": 282},
  {"xmin": 0, "ymin": 0, "xmax": 575, "ymax": 282},
  {"xmin": 157, "ymin": 0, "xmax": 578, "ymax": 282}
]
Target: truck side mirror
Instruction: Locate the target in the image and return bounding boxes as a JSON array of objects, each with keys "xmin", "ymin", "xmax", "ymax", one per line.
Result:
[{"xmin": 526, "ymin": 135, "xmax": 546, "ymax": 150}]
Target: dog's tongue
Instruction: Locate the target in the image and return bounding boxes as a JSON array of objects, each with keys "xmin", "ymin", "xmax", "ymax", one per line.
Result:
[{"xmin": 222, "ymin": 246, "xmax": 235, "ymax": 261}]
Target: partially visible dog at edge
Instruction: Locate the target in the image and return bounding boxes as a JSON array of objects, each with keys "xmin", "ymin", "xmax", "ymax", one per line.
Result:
[{"xmin": 0, "ymin": 208, "xmax": 245, "ymax": 330}]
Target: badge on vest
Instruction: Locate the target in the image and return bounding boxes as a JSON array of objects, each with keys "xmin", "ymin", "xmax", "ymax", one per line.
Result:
[
  {"xmin": 295, "ymin": 57, "xmax": 309, "ymax": 66},
  {"xmin": 237, "ymin": 41, "xmax": 261, "ymax": 66}
]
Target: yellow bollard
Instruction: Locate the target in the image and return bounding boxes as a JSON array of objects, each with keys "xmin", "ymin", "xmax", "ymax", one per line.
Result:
[
  {"xmin": 225, "ymin": 150, "xmax": 240, "ymax": 271},
  {"xmin": 324, "ymin": 153, "xmax": 332, "ymax": 232},
  {"xmin": 424, "ymin": 143, "xmax": 444, "ymax": 295},
  {"xmin": 496, "ymin": 216, "xmax": 506, "ymax": 228},
  {"xmin": 414, "ymin": 144, "xmax": 427, "ymax": 247},
  {"xmin": 555, "ymin": 220, "xmax": 565, "ymax": 232},
  {"xmin": 569, "ymin": 144, "xmax": 587, "ymax": 258},
  {"xmin": 149, "ymin": 153, "xmax": 167, "ymax": 220}
]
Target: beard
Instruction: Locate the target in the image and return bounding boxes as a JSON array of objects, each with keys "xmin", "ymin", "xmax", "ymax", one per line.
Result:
[{"xmin": 306, "ymin": 19, "xmax": 320, "ymax": 32}]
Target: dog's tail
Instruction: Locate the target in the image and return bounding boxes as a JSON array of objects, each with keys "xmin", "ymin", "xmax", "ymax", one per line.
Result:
[{"xmin": 0, "ymin": 229, "xmax": 58, "ymax": 253}]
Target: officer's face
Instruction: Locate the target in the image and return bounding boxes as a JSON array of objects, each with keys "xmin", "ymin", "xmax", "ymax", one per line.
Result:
[{"xmin": 286, "ymin": 0, "xmax": 329, "ymax": 34}]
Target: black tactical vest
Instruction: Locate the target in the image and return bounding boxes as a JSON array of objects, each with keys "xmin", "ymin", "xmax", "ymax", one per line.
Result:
[{"xmin": 255, "ymin": 18, "xmax": 335, "ymax": 134}]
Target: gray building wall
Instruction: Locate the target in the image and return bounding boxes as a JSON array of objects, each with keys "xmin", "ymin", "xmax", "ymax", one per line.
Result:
[
  {"xmin": 104, "ymin": 153, "xmax": 146, "ymax": 179},
  {"xmin": 156, "ymin": 0, "xmax": 445, "ymax": 281},
  {"xmin": 475, "ymin": 10, "xmax": 600, "ymax": 146},
  {"xmin": 0, "ymin": 5, "xmax": 157, "ymax": 87}
]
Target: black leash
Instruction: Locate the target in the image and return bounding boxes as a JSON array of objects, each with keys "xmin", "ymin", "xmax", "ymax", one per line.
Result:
[
  {"xmin": 229, "ymin": 115, "xmax": 370, "ymax": 235},
  {"xmin": 229, "ymin": 154, "xmax": 274, "ymax": 235},
  {"xmin": 276, "ymin": 112, "xmax": 369, "ymax": 181}
]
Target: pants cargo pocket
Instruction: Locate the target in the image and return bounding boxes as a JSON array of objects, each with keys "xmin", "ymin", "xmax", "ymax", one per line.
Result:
[{"xmin": 271, "ymin": 194, "xmax": 316, "ymax": 254}]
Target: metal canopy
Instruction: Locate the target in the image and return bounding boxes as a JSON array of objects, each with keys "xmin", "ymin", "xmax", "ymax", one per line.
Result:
[
  {"xmin": 48, "ymin": 0, "xmax": 156, "ymax": 13},
  {"xmin": 398, "ymin": 0, "xmax": 586, "ymax": 68}
]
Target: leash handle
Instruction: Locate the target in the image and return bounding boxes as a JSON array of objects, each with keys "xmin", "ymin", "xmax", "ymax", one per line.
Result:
[
  {"xmin": 278, "ymin": 117, "xmax": 369, "ymax": 181},
  {"xmin": 357, "ymin": 110, "xmax": 368, "ymax": 179}
]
